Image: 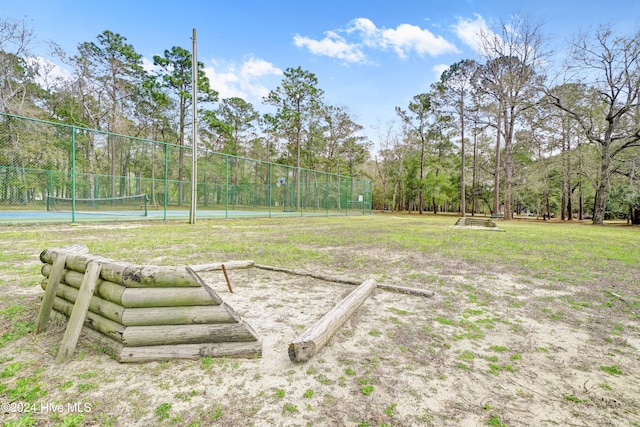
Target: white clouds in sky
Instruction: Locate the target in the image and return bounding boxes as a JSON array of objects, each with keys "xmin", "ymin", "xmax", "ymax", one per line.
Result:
[
  {"xmin": 295, "ymin": 17, "xmax": 460, "ymax": 63},
  {"xmin": 204, "ymin": 57, "xmax": 282, "ymax": 101},
  {"xmin": 293, "ymin": 31, "xmax": 367, "ymax": 64},
  {"xmin": 354, "ymin": 18, "xmax": 460, "ymax": 58},
  {"xmin": 451, "ymin": 14, "xmax": 495, "ymax": 55},
  {"xmin": 432, "ymin": 63, "xmax": 450, "ymax": 81}
]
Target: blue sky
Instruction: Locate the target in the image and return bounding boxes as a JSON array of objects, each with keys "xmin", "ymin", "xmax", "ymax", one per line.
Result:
[{"xmin": 4, "ymin": 1, "xmax": 640, "ymax": 144}]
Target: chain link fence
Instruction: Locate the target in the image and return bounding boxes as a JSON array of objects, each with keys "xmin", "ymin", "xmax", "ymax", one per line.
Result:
[{"xmin": 0, "ymin": 113, "xmax": 372, "ymax": 224}]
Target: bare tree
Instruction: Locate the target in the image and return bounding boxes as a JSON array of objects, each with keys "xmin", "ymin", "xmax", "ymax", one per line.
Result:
[
  {"xmin": 0, "ymin": 18, "xmax": 36, "ymax": 114},
  {"xmin": 548, "ymin": 25, "xmax": 640, "ymax": 225}
]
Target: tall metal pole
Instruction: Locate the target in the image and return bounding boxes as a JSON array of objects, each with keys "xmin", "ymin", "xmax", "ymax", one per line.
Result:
[
  {"xmin": 71, "ymin": 127, "xmax": 76, "ymax": 224},
  {"xmin": 189, "ymin": 28, "xmax": 198, "ymax": 224},
  {"xmin": 296, "ymin": 93, "xmax": 301, "ymax": 211}
]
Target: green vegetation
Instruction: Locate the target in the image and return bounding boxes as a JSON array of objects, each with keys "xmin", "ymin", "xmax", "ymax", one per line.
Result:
[
  {"xmin": 600, "ymin": 365, "xmax": 624, "ymax": 375},
  {"xmin": 155, "ymin": 403, "xmax": 172, "ymax": 420}
]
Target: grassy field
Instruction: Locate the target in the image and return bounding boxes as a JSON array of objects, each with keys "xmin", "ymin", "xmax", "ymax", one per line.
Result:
[{"xmin": 0, "ymin": 214, "xmax": 639, "ymax": 426}]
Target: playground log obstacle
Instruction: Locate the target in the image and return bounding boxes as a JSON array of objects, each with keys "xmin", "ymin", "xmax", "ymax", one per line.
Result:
[
  {"xmin": 289, "ymin": 279, "xmax": 377, "ymax": 362},
  {"xmin": 36, "ymin": 244, "xmax": 261, "ymax": 363}
]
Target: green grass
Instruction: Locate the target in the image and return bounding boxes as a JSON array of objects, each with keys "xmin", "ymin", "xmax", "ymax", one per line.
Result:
[
  {"xmin": 155, "ymin": 402, "xmax": 172, "ymax": 420},
  {"xmin": 1, "ymin": 215, "xmax": 638, "ymax": 288},
  {"xmin": 600, "ymin": 365, "xmax": 624, "ymax": 375}
]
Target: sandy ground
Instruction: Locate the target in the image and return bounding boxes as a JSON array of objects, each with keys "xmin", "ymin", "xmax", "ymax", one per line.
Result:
[{"xmin": 1, "ymin": 236, "xmax": 639, "ymax": 426}]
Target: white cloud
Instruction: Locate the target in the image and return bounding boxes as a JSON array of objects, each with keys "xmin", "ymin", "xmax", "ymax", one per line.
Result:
[
  {"xmin": 204, "ymin": 57, "xmax": 282, "ymax": 101},
  {"xmin": 295, "ymin": 17, "xmax": 459, "ymax": 62},
  {"xmin": 379, "ymin": 23, "xmax": 460, "ymax": 58},
  {"xmin": 293, "ymin": 31, "xmax": 366, "ymax": 64},
  {"xmin": 239, "ymin": 57, "xmax": 283, "ymax": 79},
  {"xmin": 349, "ymin": 18, "xmax": 380, "ymax": 48},
  {"xmin": 452, "ymin": 14, "xmax": 493, "ymax": 54},
  {"xmin": 432, "ymin": 63, "xmax": 450, "ymax": 80}
]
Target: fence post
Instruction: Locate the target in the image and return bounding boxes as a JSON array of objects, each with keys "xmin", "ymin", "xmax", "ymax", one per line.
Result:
[
  {"xmin": 48, "ymin": 170, "xmax": 53, "ymax": 210},
  {"xmin": 225, "ymin": 155, "xmax": 229, "ymax": 218},
  {"xmin": 300, "ymin": 169, "xmax": 304, "ymax": 217},
  {"xmin": 325, "ymin": 172, "xmax": 329, "ymax": 216},
  {"xmin": 164, "ymin": 143, "xmax": 169, "ymax": 221},
  {"xmin": 268, "ymin": 163, "xmax": 272, "ymax": 218}
]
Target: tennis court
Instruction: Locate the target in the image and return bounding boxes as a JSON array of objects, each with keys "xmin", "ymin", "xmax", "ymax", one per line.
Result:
[
  {"xmin": 1, "ymin": 113, "xmax": 373, "ymax": 225},
  {"xmin": 0, "ymin": 206, "xmax": 369, "ymax": 224}
]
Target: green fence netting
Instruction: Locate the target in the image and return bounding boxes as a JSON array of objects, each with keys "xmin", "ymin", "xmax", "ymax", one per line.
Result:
[{"xmin": 0, "ymin": 113, "xmax": 372, "ymax": 224}]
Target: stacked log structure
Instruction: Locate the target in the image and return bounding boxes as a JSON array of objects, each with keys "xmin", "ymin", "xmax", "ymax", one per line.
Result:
[{"xmin": 39, "ymin": 245, "xmax": 261, "ymax": 362}]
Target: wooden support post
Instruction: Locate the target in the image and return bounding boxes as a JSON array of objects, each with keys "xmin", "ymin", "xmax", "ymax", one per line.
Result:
[
  {"xmin": 185, "ymin": 266, "xmax": 224, "ymax": 304},
  {"xmin": 56, "ymin": 261, "xmax": 102, "ymax": 364},
  {"xmin": 35, "ymin": 253, "xmax": 67, "ymax": 334},
  {"xmin": 288, "ymin": 279, "xmax": 377, "ymax": 363},
  {"xmin": 221, "ymin": 264, "xmax": 233, "ymax": 293}
]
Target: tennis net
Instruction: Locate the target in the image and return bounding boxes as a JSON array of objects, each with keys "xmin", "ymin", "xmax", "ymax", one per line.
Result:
[{"xmin": 46, "ymin": 194, "xmax": 148, "ymax": 217}]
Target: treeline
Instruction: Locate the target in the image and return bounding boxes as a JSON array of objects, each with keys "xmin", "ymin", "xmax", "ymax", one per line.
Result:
[
  {"xmin": 1, "ymin": 16, "xmax": 640, "ymax": 224},
  {"xmin": 366, "ymin": 18, "xmax": 640, "ymax": 225},
  {"xmin": 0, "ymin": 19, "xmax": 370, "ymax": 206}
]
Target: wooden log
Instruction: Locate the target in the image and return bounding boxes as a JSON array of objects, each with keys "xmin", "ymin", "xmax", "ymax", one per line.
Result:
[
  {"xmin": 254, "ymin": 264, "xmax": 435, "ymax": 298},
  {"xmin": 41, "ymin": 250, "xmax": 200, "ymax": 288},
  {"xmin": 52, "ymin": 298, "xmax": 259, "ymax": 347},
  {"xmin": 41, "ymin": 249, "xmax": 122, "ymax": 273},
  {"xmin": 118, "ymin": 341, "xmax": 262, "ymax": 363},
  {"xmin": 78, "ymin": 326, "xmax": 261, "ymax": 362},
  {"xmin": 121, "ymin": 323, "xmax": 257, "ymax": 347},
  {"xmin": 43, "ymin": 280, "xmax": 124, "ymax": 324},
  {"xmin": 56, "ymin": 262, "xmax": 101, "ymax": 363},
  {"xmin": 288, "ymin": 279, "xmax": 377, "ymax": 363},
  {"xmin": 42, "ymin": 265, "xmax": 219, "ymax": 307},
  {"xmin": 121, "ymin": 265, "xmax": 200, "ymax": 288},
  {"xmin": 120, "ymin": 306, "xmax": 236, "ymax": 326},
  {"xmin": 43, "ymin": 265, "xmax": 126, "ymax": 305},
  {"xmin": 254, "ymin": 263, "xmax": 360, "ymax": 285},
  {"xmin": 189, "ymin": 260, "xmax": 255, "ymax": 272},
  {"xmin": 39, "ymin": 244, "xmax": 90, "ymax": 264},
  {"xmin": 52, "ymin": 297, "xmax": 125, "ymax": 342},
  {"xmin": 120, "ymin": 287, "xmax": 219, "ymax": 308},
  {"xmin": 42, "ymin": 280, "xmax": 234, "ymax": 326},
  {"xmin": 35, "ymin": 253, "xmax": 67, "ymax": 334}
]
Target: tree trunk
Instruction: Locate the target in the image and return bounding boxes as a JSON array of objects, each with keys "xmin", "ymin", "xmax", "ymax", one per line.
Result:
[
  {"xmin": 631, "ymin": 206, "xmax": 640, "ymax": 225},
  {"xmin": 471, "ymin": 127, "xmax": 478, "ymax": 216},
  {"xmin": 503, "ymin": 108, "xmax": 515, "ymax": 220},
  {"xmin": 592, "ymin": 143, "xmax": 612, "ymax": 225},
  {"xmin": 493, "ymin": 114, "xmax": 501, "ymax": 215},
  {"xmin": 418, "ymin": 134, "xmax": 425, "ymax": 214}
]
